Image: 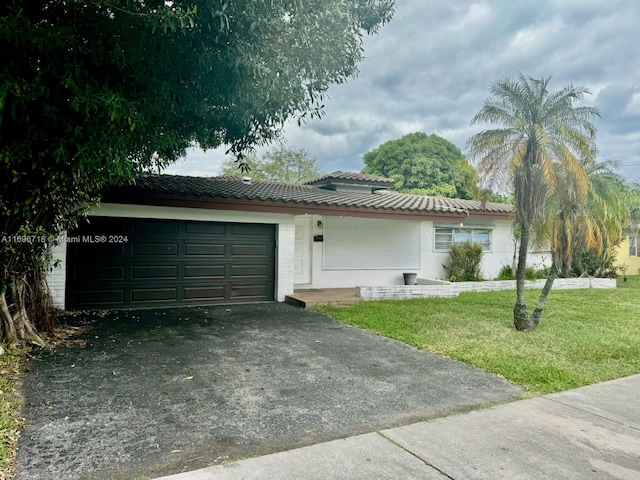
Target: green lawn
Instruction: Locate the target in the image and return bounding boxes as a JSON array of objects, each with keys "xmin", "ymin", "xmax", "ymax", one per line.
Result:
[
  {"xmin": 0, "ymin": 348, "xmax": 26, "ymax": 480},
  {"xmin": 313, "ymin": 276, "xmax": 640, "ymax": 394}
]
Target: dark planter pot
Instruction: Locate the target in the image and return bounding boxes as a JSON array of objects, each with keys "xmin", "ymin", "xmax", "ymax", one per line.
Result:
[{"xmin": 403, "ymin": 273, "xmax": 417, "ymax": 285}]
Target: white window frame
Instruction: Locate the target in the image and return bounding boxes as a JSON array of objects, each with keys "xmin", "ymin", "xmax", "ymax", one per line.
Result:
[
  {"xmin": 434, "ymin": 226, "xmax": 492, "ymax": 252},
  {"xmin": 630, "ymin": 233, "xmax": 638, "ymax": 257}
]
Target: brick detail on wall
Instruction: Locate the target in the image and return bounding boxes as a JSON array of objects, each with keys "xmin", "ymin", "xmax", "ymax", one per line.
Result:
[
  {"xmin": 277, "ymin": 223, "xmax": 295, "ymax": 301},
  {"xmin": 47, "ymin": 240, "xmax": 68, "ymax": 309}
]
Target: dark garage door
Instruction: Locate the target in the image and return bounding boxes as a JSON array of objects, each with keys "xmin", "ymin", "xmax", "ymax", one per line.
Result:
[{"xmin": 66, "ymin": 217, "xmax": 276, "ymax": 309}]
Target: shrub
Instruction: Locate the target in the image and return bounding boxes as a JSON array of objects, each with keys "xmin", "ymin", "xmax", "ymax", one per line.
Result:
[
  {"xmin": 535, "ymin": 265, "xmax": 551, "ymax": 279},
  {"xmin": 443, "ymin": 242, "xmax": 484, "ymax": 282},
  {"xmin": 496, "ymin": 265, "xmax": 514, "ymax": 280},
  {"xmin": 524, "ymin": 266, "xmax": 537, "ymax": 280},
  {"xmin": 571, "ymin": 249, "xmax": 619, "ymax": 278},
  {"xmin": 496, "ymin": 264, "xmax": 549, "ymax": 280}
]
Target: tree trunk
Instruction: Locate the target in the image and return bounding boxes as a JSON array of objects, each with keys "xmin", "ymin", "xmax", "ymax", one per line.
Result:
[
  {"xmin": 8, "ymin": 277, "xmax": 46, "ymax": 347},
  {"xmin": 28, "ymin": 268, "xmax": 56, "ymax": 334},
  {"xmin": 513, "ymin": 224, "xmax": 534, "ymax": 331},
  {"xmin": 531, "ymin": 264, "xmax": 557, "ymax": 324},
  {"xmin": 1, "ymin": 264, "xmax": 51, "ymax": 347},
  {"xmin": 0, "ymin": 289, "xmax": 19, "ymax": 348}
]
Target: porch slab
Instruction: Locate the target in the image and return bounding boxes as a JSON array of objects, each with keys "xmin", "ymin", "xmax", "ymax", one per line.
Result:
[{"xmin": 285, "ymin": 288, "xmax": 363, "ymax": 308}]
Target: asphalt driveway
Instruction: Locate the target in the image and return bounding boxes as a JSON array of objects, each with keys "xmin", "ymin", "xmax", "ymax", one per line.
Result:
[{"xmin": 16, "ymin": 303, "xmax": 522, "ymax": 480}]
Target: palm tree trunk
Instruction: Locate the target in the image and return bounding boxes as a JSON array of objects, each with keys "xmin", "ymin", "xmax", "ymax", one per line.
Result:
[
  {"xmin": 531, "ymin": 264, "xmax": 557, "ymax": 324},
  {"xmin": 513, "ymin": 224, "xmax": 533, "ymax": 331}
]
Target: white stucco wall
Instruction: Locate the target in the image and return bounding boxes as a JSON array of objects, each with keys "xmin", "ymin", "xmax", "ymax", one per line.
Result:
[
  {"xmin": 306, "ymin": 215, "xmax": 418, "ymax": 288},
  {"xmin": 304, "ymin": 216, "xmax": 549, "ymax": 288},
  {"xmin": 48, "ymin": 203, "xmax": 296, "ymax": 309}
]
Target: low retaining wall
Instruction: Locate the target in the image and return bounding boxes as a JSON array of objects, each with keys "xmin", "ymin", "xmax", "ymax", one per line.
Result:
[{"xmin": 357, "ymin": 277, "xmax": 616, "ymax": 301}]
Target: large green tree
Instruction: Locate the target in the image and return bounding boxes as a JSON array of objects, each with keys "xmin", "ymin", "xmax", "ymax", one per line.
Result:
[
  {"xmin": 467, "ymin": 75, "xmax": 599, "ymax": 332},
  {"xmin": 219, "ymin": 146, "xmax": 324, "ymax": 184},
  {"xmin": 362, "ymin": 132, "xmax": 478, "ymax": 199},
  {"xmin": 0, "ymin": 0, "xmax": 394, "ymax": 346}
]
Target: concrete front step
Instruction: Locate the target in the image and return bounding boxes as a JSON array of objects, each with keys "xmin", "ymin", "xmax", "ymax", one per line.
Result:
[{"xmin": 284, "ymin": 289, "xmax": 362, "ymax": 308}]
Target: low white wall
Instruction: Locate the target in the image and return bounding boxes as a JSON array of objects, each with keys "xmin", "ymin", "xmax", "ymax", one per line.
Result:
[
  {"xmin": 416, "ymin": 278, "xmax": 450, "ymax": 285},
  {"xmin": 357, "ymin": 277, "xmax": 616, "ymax": 301},
  {"xmin": 357, "ymin": 285, "xmax": 459, "ymax": 300}
]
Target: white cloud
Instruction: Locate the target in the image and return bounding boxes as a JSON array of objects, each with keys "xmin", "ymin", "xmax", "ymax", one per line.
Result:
[
  {"xmin": 164, "ymin": 146, "xmax": 227, "ymax": 177},
  {"xmin": 176, "ymin": 0, "xmax": 640, "ymax": 182}
]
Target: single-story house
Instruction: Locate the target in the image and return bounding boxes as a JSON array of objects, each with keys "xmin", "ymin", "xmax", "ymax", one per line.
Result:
[{"xmin": 48, "ymin": 171, "xmax": 545, "ymax": 310}]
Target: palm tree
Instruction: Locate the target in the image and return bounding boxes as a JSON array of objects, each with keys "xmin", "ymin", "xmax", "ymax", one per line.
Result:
[
  {"xmin": 581, "ymin": 163, "xmax": 631, "ymax": 276},
  {"xmin": 467, "ymin": 74, "xmax": 599, "ymax": 331},
  {"xmin": 533, "ymin": 160, "xmax": 629, "ymax": 311}
]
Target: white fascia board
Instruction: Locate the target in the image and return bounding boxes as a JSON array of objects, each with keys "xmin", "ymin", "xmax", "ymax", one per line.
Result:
[{"xmin": 89, "ymin": 203, "xmax": 295, "ymax": 225}]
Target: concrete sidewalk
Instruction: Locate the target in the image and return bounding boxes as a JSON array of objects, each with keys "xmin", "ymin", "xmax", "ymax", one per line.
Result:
[{"xmin": 155, "ymin": 374, "xmax": 640, "ymax": 480}]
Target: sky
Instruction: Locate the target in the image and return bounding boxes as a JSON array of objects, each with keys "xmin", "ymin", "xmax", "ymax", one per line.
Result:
[{"xmin": 165, "ymin": 0, "xmax": 640, "ymax": 184}]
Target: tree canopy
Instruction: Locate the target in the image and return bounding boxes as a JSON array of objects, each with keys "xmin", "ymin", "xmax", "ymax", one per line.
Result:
[
  {"xmin": 0, "ymin": 0, "xmax": 395, "ymax": 346},
  {"xmin": 219, "ymin": 146, "xmax": 324, "ymax": 184},
  {"xmin": 362, "ymin": 132, "xmax": 478, "ymax": 199},
  {"xmin": 467, "ymin": 74, "xmax": 600, "ymax": 332}
]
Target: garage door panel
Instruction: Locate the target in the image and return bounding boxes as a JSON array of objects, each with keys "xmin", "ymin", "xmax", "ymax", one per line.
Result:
[
  {"xmin": 231, "ymin": 264, "xmax": 269, "ymax": 277},
  {"xmin": 66, "ymin": 218, "xmax": 276, "ymax": 309},
  {"xmin": 73, "ymin": 265, "xmax": 126, "ymax": 282},
  {"xmin": 97, "ymin": 244, "xmax": 127, "ymax": 257},
  {"xmin": 185, "ymin": 222, "xmax": 226, "ymax": 235},
  {"xmin": 132, "ymin": 265, "xmax": 178, "ymax": 279},
  {"xmin": 184, "ymin": 244, "xmax": 225, "ymax": 256},
  {"xmin": 231, "ymin": 285, "xmax": 271, "ymax": 298},
  {"xmin": 70, "ymin": 243, "xmax": 126, "ymax": 258},
  {"xmin": 72, "ymin": 289, "xmax": 125, "ymax": 307},
  {"xmin": 133, "ymin": 243, "xmax": 178, "ymax": 256},
  {"xmin": 184, "ymin": 265, "xmax": 226, "ymax": 279},
  {"xmin": 231, "ymin": 244, "xmax": 271, "ymax": 256},
  {"xmin": 231, "ymin": 224, "xmax": 274, "ymax": 237},
  {"xmin": 131, "ymin": 288, "xmax": 177, "ymax": 303},
  {"xmin": 183, "ymin": 286, "xmax": 226, "ymax": 300}
]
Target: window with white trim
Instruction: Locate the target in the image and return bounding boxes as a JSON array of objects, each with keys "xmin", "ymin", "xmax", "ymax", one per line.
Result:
[
  {"xmin": 630, "ymin": 234, "xmax": 638, "ymax": 257},
  {"xmin": 434, "ymin": 226, "xmax": 492, "ymax": 251}
]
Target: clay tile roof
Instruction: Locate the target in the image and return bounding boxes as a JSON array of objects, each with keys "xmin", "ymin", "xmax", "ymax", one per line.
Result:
[
  {"xmin": 303, "ymin": 171, "xmax": 395, "ymax": 186},
  {"xmin": 106, "ymin": 174, "xmax": 514, "ymax": 216}
]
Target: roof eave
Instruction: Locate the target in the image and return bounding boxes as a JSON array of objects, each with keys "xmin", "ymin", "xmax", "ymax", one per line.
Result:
[{"xmin": 101, "ymin": 192, "xmax": 471, "ymax": 222}]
